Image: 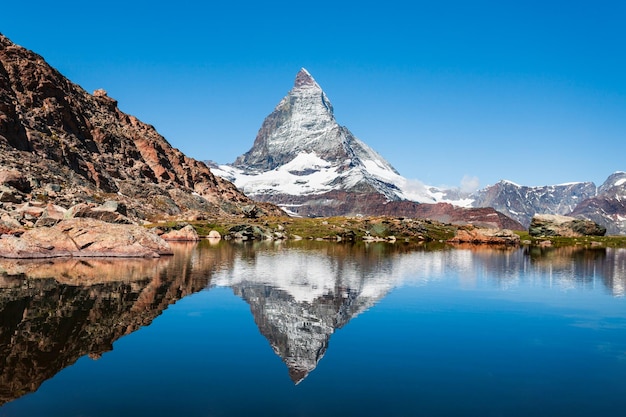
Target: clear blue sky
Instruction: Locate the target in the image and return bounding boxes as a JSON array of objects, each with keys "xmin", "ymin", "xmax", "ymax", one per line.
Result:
[{"xmin": 2, "ymin": 1, "xmax": 625, "ymax": 189}]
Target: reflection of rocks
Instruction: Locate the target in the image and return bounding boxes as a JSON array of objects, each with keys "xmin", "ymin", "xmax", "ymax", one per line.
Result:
[
  {"xmin": 524, "ymin": 246, "xmax": 626, "ymax": 296},
  {"xmin": 0, "ymin": 240, "xmax": 236, "ymax": 405},
  {"xmin": 2, "ymin": 240, "xmax": 625, "ymax": 403},
  {"xmin": 464, "ymin": 244, "xmax": 626, "ymax": 297},
  {"xmin": 0, "ymin": 257, "xmax": 167, "ymax": 285}
]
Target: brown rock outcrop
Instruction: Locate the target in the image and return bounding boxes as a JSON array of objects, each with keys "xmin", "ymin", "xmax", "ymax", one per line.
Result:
[
  {"xmin": 161, "ymin": 224, "xmax": 201, "ymax": 241},
  {"xmin": 0, "ymin": 33, "xmax": 283, "ymax": 222},
  {"xmin": 0, "ymin": 218, "xmax": 172, "ymax": 258}
]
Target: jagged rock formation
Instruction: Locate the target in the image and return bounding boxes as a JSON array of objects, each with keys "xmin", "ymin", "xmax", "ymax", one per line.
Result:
[
  {"xmin": 214, "ymin": 69, "xmax": 521, "ymax": 228},
  {"xmin": 217, "ymin": 69, "xmax": 412, "ymax": 203},
  {"xmin": 569, "ymin": 172, "xmax": 626, "ymax": 235},
  {"xmin": 0, "ymin": 33, "xmax": 282, "ymax": 223},
  {"xmin": 470, "ymin": 180, "xmax": 597, "ymax": 228},
  {"xmin": 467, "ymin": 172, "xmax": 626, "ymax": 235}
]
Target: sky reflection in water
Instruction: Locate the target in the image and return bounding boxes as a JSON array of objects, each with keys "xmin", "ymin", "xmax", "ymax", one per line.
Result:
[{"xmin": 0, "ymin": 242, "xmax": 625, "ymax": 417}]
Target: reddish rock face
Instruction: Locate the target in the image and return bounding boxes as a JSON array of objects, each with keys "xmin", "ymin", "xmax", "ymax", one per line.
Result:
[
  {"xmin": 0, "ymin": 34, "xmax": 283, "ymax": 221},
  {"xmin": 259, "ymin": 191, "xmax": 525, "ymax": 230},
  {"xmin": 0, "ymin": 218, "xmax": 173, "ymax": 258}
]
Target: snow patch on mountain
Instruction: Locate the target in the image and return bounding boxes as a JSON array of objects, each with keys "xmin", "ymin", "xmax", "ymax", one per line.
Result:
[
  {"xmin": 213, "ymin": 149, "xmax": 468, "ymax": 206},
  {"xmin": 212, "ymin": 152, "xmax": 339, "ymax": 196}
]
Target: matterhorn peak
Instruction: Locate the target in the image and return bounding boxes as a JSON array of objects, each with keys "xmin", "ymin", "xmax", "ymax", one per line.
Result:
[{"xmin": 294, "ymin": 68, "xmax": 318, "ymax": 88}]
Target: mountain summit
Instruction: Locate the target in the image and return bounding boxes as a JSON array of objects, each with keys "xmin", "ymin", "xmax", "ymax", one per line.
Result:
[
  {"xmin": 213, "ymin": 69, "xmax": 522, "ymax": 229},
  {"xmin": 231, "ymin": 67, "xmax": 401, "ymax": 199}
]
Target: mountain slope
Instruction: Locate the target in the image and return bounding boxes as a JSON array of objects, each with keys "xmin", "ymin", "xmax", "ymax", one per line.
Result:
[{"xmin": 0, "ymin": 33, "xmax": 282, "ymax": 222}]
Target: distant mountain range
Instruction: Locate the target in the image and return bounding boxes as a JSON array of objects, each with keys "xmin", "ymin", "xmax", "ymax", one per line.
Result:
[{"xmin": 212, "ymin": 69, "xmax": 626, "ymax": 234}]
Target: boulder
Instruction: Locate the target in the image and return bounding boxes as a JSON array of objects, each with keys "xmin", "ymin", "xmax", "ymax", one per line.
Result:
[
  {"xmin": 529, "ymin": 214, "xmax": 606, "ymax": 237},
  {"xmin": 208, "ymin": 230, "xmax": 221, "ymax": 239},
  {"xmin": 0, "ymin": 186, "xmax": 23, "ymax": 203},
  {"xmin": 227, "ymin": 224, "xmax": 270, "ymax": 240},
  {"xmin": 447, "ymin": 226, "xmax": 520, "ymax": 245},
  {"xmin": 0, "ymin": 227, "xmax": 77, "ymax": 258},
  {"xmin": 0, "ymin": 213, "xmax": 23, "ymax": 233},
  {"xmin": 34, "ymin": 203, "xmax": 68, "ymax": 227},
  {"xmin": 0, "ymin": 170, "xmax": 31, "ymax": 193},
  {"xmin": 14, "ymin": 203, "xmax": 45, "ymax": 219},
  {"xmin": 0, "ymin": 218, "xmax": 172, "ymax": 258},
  {"xmin": 161, "ymin": 225, "xmax": 201, "ymax": 241},
  {"xmin": 67, "ymin": 201, "xmax": 132, "ymax": 224}
]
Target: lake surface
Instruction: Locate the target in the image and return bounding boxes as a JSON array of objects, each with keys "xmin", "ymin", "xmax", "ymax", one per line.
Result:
[{"xmin": 0, "ymin": 241, "xmax": 625, "ymax": 416}]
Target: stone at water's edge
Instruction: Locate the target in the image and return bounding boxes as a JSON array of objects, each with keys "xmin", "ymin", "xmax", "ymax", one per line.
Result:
[
  {"xmin": 447, "ymin": 226, "xmax": 520, "ymax": 245},
  {"xmin": 161, "ymin": 224, "xmax": 201, "ymax": 241},
  {"xmin": 208, "ymin": 230, "xmax": 221, "ymax": 239},
  {"xmin": 529, "ymin": 214, "xmax": 606, "ymax": 237},
  {"xmin": 0, "ymin": 218, "xmax": 172, "ymax": 258}
]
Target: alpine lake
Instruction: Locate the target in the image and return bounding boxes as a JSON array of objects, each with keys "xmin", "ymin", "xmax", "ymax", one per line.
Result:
[{"xmin": 0, "ymin": 240, "xmax": 625, "ymax": 417}]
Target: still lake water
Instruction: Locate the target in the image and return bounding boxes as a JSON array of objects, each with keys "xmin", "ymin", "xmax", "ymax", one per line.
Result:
[{"xmin": 0, "ymin": 241, "xmax": 625, "ymax": 417}]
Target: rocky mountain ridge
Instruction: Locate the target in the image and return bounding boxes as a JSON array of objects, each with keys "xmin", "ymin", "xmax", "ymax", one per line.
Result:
[
  {"xmin": 470, "ymin": 173, "xmax": 626, "ymax": 234},
  {"xmin": 0, "ymin": 33, "xmax": 282, "ymax": 227}
]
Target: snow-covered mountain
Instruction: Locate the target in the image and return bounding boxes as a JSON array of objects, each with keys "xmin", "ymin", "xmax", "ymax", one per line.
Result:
[
  {"xmin": 211, "ymin": 69, "xmax": 499, "ymax": 222},
  {"xmin": 210, "ymin": 68, "xmax": 624, "ymax": 233},
  {"xmin": 471, "ymin": 180, "xmax": 597, "ymax": 228},
  {"xmin": 467, "ymin": 173, "xmax": 626, "ymax": 234},
  {"xmin": 212, "ymin": 69, "xmax": 471, "ymax": 207}
]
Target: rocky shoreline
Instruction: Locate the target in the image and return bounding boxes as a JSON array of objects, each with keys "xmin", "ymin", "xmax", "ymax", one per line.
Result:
[{"xmin": 1, "ymin": 212, "xmax": 621, "ymax": 259}]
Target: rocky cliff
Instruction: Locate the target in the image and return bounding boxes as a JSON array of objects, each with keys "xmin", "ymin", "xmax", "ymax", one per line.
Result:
[{"xmin": 0, "ymin": 33, "xmax": 282, "ymax": 223}]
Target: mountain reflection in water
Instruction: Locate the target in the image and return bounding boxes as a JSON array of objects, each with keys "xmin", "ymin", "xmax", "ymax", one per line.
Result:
[{"xmin": 0, "ymin": 241, "xmax": 625, "ymax": 405}]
